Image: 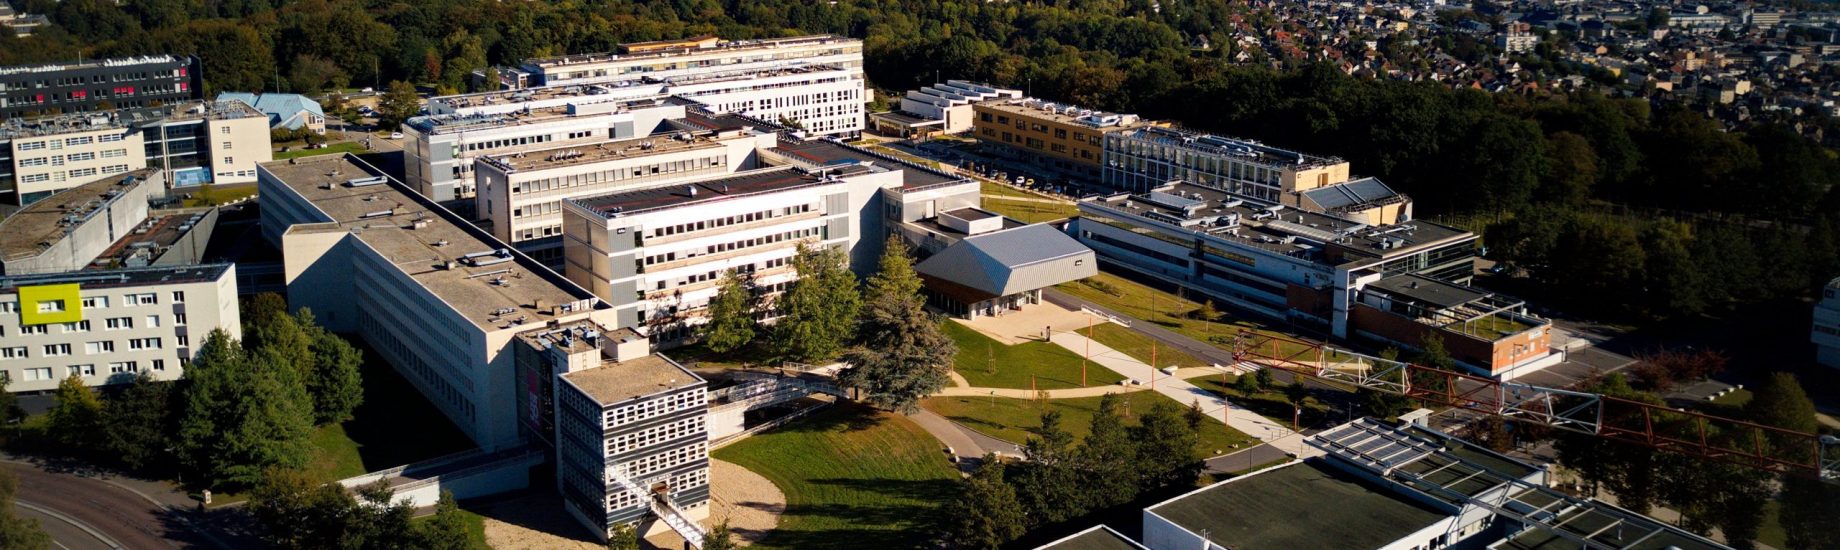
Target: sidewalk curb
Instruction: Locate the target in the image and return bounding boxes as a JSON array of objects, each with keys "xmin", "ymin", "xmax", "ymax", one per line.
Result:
[{"xmin": 16, "ymin": 499, "xmax": 125, "ymax": 549}]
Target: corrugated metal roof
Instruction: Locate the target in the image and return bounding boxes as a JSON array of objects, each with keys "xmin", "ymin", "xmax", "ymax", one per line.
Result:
[{"xmin": 915, "ymin": 224, "xmax": 1094, "ymax": 299}]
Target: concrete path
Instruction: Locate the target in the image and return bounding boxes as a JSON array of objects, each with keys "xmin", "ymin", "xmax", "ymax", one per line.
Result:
[
  {"xmin": 935, "ymin": 384, "xmax": 1149, "ymax": 399},
  {"xmin": 1048, "ymin": 330, "xmax": 1323, "ymax": 458},
  {"xmin": 907, "ymin": 409, "xmax": 1018, "ymax": 470}
]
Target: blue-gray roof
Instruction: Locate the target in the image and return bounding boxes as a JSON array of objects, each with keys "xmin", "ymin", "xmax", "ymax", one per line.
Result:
[
  {"xmin": 915, "ymin": 224, "xmax": 1095, "ymax": 299},
  {"xmin": 216, "ymin": 92, "xmax": 323, "ymax": 131},
  {"xmin": 1301, "ymin": 177, "xmax": 1400, "ymax": 210}
]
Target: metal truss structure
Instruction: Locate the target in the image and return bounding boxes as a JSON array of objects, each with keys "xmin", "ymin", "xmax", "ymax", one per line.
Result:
[{"xmin": 1232, "ymin": 330, "xmax": 1840, "ymax": 482}]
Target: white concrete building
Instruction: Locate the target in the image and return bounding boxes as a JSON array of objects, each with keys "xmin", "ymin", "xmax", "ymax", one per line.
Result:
[
  {"xmin": 872, "ymin": 80, "xmax": 1022, "ymax": 137},
  {"xmin": 0, "ymin": 169, "xmax": 163, "ymax": 276},
  {"xmin": 259, "ymin": 153, "xmax": 614, "ymax": 450},
  {"xmin": 402, "ymin": 92, "xmax": 684, "ymax": 205},
  {"xmin": 560, "ymin": 164, "xmax": 899, "ymax": 345},
  {"xmin": 471, "ymin": 125, "xmax": 778, "ymax": 267},
  {"xmin": 0, "ymin": 100, "xmax": 270, "ymax": 205},
  {"xmin": 1816, "ymin": 277, "xmax": 1840, "ymax": 369},
  {"xmin": 0, "ymin": 263, "xmax": 240, "ymax": 392},
  {"xmin": 524, "ymin": 323, "xmax": 710, "ymax": 541}
]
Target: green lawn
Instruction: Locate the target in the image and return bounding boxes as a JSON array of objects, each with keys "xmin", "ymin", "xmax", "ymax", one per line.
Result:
[
  {"xmin": 275, "ymin": 141, "xmax": 367, "ymax": 159},
  {"xmin": 979, "ymin": 180, "xmax": 1061, "ymax": 201},
  {"xmin": 945, "ymin": 321, "xmax": 1125, "ymax": 390},
  {"xmin": 981, "ymin": 196, "xmax": 1079, "ymax": 223},
  {"xmin": 711, "ymin": 404, "xmax": 959, "ymax": 550},
  {"xmin": 1056, "ymin": 272, "xmax": 1326, "ymax": 360},
  {"xmin": 180, "ymin": 185, "xmax": 258, "ymax": 207},
  {"xmin": 1085, "ymin": 323, "xmax": 1211, "ymax": 369},
  {"xmin": 1191, "ymin": 375, "xmax": 1337, "ymax": 429},
  {"xmin": 304, "ymin": 342, "xmax": 477, "ymax": 482},
  {"xmin": 922, "ymin": 391, "xmax": 1257, "ymax": 456}
]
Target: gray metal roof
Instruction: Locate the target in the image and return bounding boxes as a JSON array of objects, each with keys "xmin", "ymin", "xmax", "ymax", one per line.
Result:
[
  {"xmin": 1302, "ymin": 177, "xmax": 1400, "ymax": 210},
  {"xmin": 915, "ymin": 224, "xmax": 1094, "ymax": 300}
]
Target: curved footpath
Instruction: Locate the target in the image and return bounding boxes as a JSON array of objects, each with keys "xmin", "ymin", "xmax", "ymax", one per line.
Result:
[{"xmin": 3, "ymin": 461, "xmax": 196, "ymax": 549}]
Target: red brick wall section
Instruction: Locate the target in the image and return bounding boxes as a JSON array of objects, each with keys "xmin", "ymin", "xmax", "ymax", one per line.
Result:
[
  {"xmin": 1285, "ymin": 284, "xmax": 1334, "ymax": 318},
  {"xmin": 1348, "ymin": 305, "xmax": 1551, "ymax": 374}
]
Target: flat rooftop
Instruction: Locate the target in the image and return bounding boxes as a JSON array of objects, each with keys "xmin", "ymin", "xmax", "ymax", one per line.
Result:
[
  {"xmin": 478, "ymin": 132, "xmax": 727, "ymax": 174},
  {"xmin": 90, "ymin": 209, "xmax": 214, "ymax": 268},
  {"xmin": 0, "ymin": 169, "xmax": 156, "ymax": 262},
  {"xmin": 1036, "ymin": 525, "xmax": 1145, "ymax": 550},
  {"xmin": 262, "ymin": 154, "xmax": 598, "ymax": 331},
  {"xmin": 0, "ymin": 54, "xmax": 185, "ymax": 76},
  {"xmin": 562, "ymin": 353, "xmax": 702, "ymax": 405},
  {"xmin": 1115, "ymin": 125, "xmax": 1344, "ymax": 170},
  {"xmin": 1083, "ymin": 182, "xmax": 1355, "ymax": 258},
  {"xmin": 1147, "ymin": 461, "xmax": 1447, "ymax": 550},
  {"xmin": 1367, "ymin": 274, "xmax": 1492, "ymax": 310},
  {"xmin": 571, "ymin": 165, "xmax": 848, "ymax": 217},
  {"xmin": 0, "ymin": 263, "xmax": 231, "ymax": 293},
  {"xmin": 770, "ymin": 139, "xmax": 962, "ymax": 190},
  {"xmin": 523, "ymin": 34, "xmax": 856, "ymax": 70},
  {"xmin": 420, "ymin": 88, "xmax": 673, "ymax": 123},
  {"xmin": 0, "ymin": 100, "xmax": 262, "ymax": 140},
  {"xmin": 1493, "ymin": 506, "xmax": 1726, "ymax": 550},
  {"xmin": 976, "ymin": 98, "xmax": 1146, "ymax": 129}
]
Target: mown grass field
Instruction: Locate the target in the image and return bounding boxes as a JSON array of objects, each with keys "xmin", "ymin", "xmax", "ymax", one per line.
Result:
[
  {"xmin": 712, "ymin": 404, "xmax": 959, "ymax": 550},
  {"xmin": 1084, "ymin": 323, "xmax": 1211, "ymax": 369},
  {"xmin": 945, "ymin": 321, "xmax": 1124, "ymax": 390},
  {"xmin": 1055, "ymin": 272, "xmax": 1329, "ymax": 359},
  {"xmin": 922, "ymin": 391, "xmax": 1257, "ymax": 456}
]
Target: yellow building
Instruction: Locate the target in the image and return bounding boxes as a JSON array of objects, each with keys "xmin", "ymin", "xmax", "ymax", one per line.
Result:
[{"xmin": 971, "ymin": 99, "xmax": 1153, "ymax": 179}]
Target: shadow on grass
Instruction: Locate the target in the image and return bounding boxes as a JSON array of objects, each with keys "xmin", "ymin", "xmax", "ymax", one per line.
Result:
[
  {"xmin": 340, "ymin": 338, "xmax": 476, "ymax": 472},
  {"xmin": 767, "ymin": 401, "xmax": 885, "ymax": 433}
]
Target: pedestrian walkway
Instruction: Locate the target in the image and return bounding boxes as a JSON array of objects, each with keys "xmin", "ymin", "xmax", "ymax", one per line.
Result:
[
  {"xmin": 935, "ymin": 383, "xmax": 1148, "ymax": 399},
  {"xmin": 1048, "ymin": 330, "xmax": 1324, "ymax": 458}
]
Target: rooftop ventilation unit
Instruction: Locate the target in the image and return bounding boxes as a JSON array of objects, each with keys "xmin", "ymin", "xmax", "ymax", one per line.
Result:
[
  {"xmin": 460, "ymin": 248, "xmax": 514, "ymax": 267},
  {"xmin": 359, "ymin": 210, "xmax": 394, "ymax": 219},
  {"xmin": 346, "ymin": 176, "xmax": 388, "ymax": 188}
]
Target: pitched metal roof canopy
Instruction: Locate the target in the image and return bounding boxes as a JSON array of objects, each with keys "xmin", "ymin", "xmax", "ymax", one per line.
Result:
[{"xmin": 914, "ymin": 224, "xmax": 1095, "ymax": 302}]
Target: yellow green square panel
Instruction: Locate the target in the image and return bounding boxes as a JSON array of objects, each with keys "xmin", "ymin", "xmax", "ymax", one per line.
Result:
[{"xmin": 18, "ymin": 284, "xmax": 82, "ymax": 326}]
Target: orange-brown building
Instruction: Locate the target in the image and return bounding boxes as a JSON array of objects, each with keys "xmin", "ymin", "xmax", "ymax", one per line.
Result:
[{"xmin": 971, "ymin": 99, "xmax": 1155, "ymax": 179}]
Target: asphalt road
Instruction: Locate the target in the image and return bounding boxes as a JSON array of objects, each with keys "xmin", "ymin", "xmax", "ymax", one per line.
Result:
[
  {"xmin": 15, "ymin": 504, "xmax": 116, "ymax": 550},
  {"xmin": 4, "ymin": 462, "xmax": 202, "ymax": 549}
]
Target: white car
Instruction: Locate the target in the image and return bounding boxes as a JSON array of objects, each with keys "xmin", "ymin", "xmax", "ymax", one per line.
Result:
[{"xmin": 389, "ymin": 132, "xmax": 404, "ymax": 140}]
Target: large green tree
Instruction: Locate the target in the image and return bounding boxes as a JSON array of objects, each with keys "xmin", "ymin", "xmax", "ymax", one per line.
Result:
[
  {"xmin": 306, "ymin": 321, "xmax": 365, "ymax": 425},
  {"xmin": 839, "ymin": 237, "xmax": 955, "ymax": 412},
  {"xmin": 1012, "ymin": 410, "xmax": 1083, "ymax": 526},
  {"xmin": 1131, "ymin": 401, "xmax": 1201, "ymax": 491},
  {"xmin": 417, "ymin": 491, "xmax": 474, "ymax": 550},
  {"xmin": 774, "ymin": 244, "xmax": 860, "ymax": 363},
  {"xmin": 699, "ymin": 271, "xmax": 758, "ymax": 354},
  {"xmin": 1075, "ymin": 393, "xmax": 1139, "ymax": 510},
  {"xmin": 941, "ymin": 455, "xmax": 1027, "ymax": 550},
  {"xmin": 104, "ymin": 373, "xmax": 176, "ymax": 472},
  {"xmin": 45, "ymin": 374, "xmax": 106, "ymax": 456},
  {"xmin": 0, "ymin": 469, "xmax": 49, "ymax": 550},
  {"xmin": 177, "ymin": 330, "xmax": 316, "ymax": 490},
  {"xmin": 377, "ymin": 80, "xmax": 423, "ymax": 130}
]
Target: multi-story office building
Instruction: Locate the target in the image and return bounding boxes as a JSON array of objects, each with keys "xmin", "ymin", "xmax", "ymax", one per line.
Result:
[
  {"xmin": 259, "ymin": 154, "xmax": 614, "ymax": 449},
  {"xmin": 0, "ymin": 100, "xmax": 271, "ymax": 205},
  {"xmin": 525, "ymin": 323, "xmax": 710, "ymax": 540},
  {"xmin": 0, "ymin": 55, "xmax": 202, "ymax": 119},
  {"xmin": 870, "ymin": 80, "xmax": 1021, "ymax": 138},
  {"xmin": 404, "ymin": 91, "xmax": 684, "ymax": 204},
  {"xmin": 0, "ymin": 263, "xmax": 240, "ymax": 393},
  {"xmin": 1072, "ymin": 182, "xmax": 1552, "ymax": 378},
  {"xmin": 560, "ymin": 164, "xmax": 900, "ymax": 344},
  {"xmin": 1496, "ymin": 22, "xmax": 1539, "ymax": 54},
  {"xmin": 972, "ymin": 99, "xmax": 1154, "ymax": 180},
  {"xmin": 472, "ymin": 126, "xmax": 778, "ymax": 267},
  {"xmin": 1102, "ymin": 125, "xmax": 1411, "ymax": 226},
  {"xmin": 472, "ymin": 35, "xmax": 865, "ymax": 139},
  {"xmin": 1816, "ymin": 277, "xmax": 1840, "ymax": 369},
  {"xmin": 0, "ymin": 170, "xmax": 163, "ymax": 276}
]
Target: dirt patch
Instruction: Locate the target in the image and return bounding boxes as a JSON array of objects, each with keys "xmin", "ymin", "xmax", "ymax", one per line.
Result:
[
  {"xmin": 476, "ymin": 493, "xmax": 604, "ymax": 550},
  {"xmin": 704, "ymin": 458, "xmax": 786, "ymax": 546}
]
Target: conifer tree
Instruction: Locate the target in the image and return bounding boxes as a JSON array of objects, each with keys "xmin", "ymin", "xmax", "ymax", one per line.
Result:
[{"xmin": 841, "ymin": 237, "xmax": 955, "ymax": 412}]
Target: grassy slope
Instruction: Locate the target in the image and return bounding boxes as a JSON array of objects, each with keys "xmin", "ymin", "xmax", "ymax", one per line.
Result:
[
  {"xmin": 712, "ymin": 405, "xmax": 959, "ymax": 550},
  {"xmin": 1085, "ymin": 323, "xmax": 1211, "ymax": 369},
  {"xmin": 945, "ymin": 321, "xmax": 1124, "ymax": 390},
  {"xmin": 922, "ymin": 392, "xmax": 1257, "ymax": 456},
  {"xmin": 308, "ymin": 346, "xmax": 477, "ymax": 481}
]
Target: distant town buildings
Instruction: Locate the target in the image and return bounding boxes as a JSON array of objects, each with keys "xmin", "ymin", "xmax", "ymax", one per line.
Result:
[
  {"xmin": 1816, "ymin": 277, "xmax": 1840, "ymax": 369},
  {"xmin": 0, "ymin": 100, "xmax": 272, "ymax": 205},
  {"xmin": 1497, "ymin": 22, "xmax": 1539, "ymax": 54},
  {"xmin": 0, "ymin": 55, "xmax": 202, "ymax": 119}
]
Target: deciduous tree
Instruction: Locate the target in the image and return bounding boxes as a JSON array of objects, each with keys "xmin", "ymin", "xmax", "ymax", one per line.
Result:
[
  {"xmin": 0, "ymin": 469, "xmax": 49, "ymax": 550},
  {"xmin": 1012, "ymin": 410, "xmax": 1082, "ymax": 525},
  {"xmin": 775, "ymin": 244, "xmax": 860, "ymax": 363},
  {"xmin": 1075, "ymin": 393, "xmax": 1138, "ymax": 510},
  {"xmin": 699, "ymin": 271, "xmax": 757, "ymax": 354},
  {"xmin": 46, "ymin": 374, "xmax": 105, "ymax": 456},
  {"xmin": 941, "ymin": 455, "xmax": 1026, "ymax": 550},
  {"xmin": 1131, "ymin": 401, "xmax": 1201, "ymax": 490},
  {"xmin": 105, "ymin": 373, "xmax": 175, "ymax": 472}
]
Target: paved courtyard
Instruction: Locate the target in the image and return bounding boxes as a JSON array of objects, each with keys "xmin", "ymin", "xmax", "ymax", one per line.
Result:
[{"xmin": 952, "ymin": 301, "xmax": 1095, "ymax": 345}]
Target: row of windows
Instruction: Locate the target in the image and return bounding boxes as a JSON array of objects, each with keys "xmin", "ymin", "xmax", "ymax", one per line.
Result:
[
  {"xmin": 645, "ymin": 203, "xmax": 813, "ymax": 239},
  {"xmin": 463, "ymin": 132, "xmax": 555, "ymax": 153},
  {"xmin": 605, "ymin": 390, "xmax": 706, "ymax": 428},
  {"xmin": 13, "ymin": 360, "xmax": 166, "ymax": 382},
  {"xmin": 0, "ymin": 336, "xmax": 176, "ymax": 360},
  {"xmin": 607, "ymin": 416, "xmax": 706, "ymax": 456},
  {"xmin": 359, "ymin": 311, "xmax": 477, "ymax": 421},
  {"xmin": 509, "ymin": 155, "xmax": 728, "ymax": 195},
  {"xmin": 639, "ymin": 226, "xmax": 820, "ymax": 267},
  {"xmin": 614, "ymin": 441, "xmax": 707, "ymax": 480}
]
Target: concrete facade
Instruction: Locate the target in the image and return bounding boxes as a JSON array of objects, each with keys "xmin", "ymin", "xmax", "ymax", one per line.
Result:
[
  {"xmin": 259, "ymin": 154, "xmax": 613, "ymax": 450},
  {"xmin": 0, "ymin": 100, "xmax": 271, "ymax": 205},
  {"xmin": 0, "ymin": 55, "xmax": 202, "ymax": 119},
  {"xmin": 471, "ymin": 128, "xmax": 777, "ymax": 267},
  {"xmin": 0, "ymin": 263, "xmax": 240, "ymax": 392},
  {"xmin": 404, "ymin": 93, "xmax": 684, "ymax": 204},
  {"xmin": 0, "ymin": 169, "xmax": 163, "ymax": 276},
  {"xmin": 972, "ymin": 99, "xmax": 1152, "ymax": 180}
]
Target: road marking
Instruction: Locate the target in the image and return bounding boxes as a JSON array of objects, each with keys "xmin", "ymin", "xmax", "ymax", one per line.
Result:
[{"xmin": 16, "ymin": 500, "xmax": 125, "ymax": 550}]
